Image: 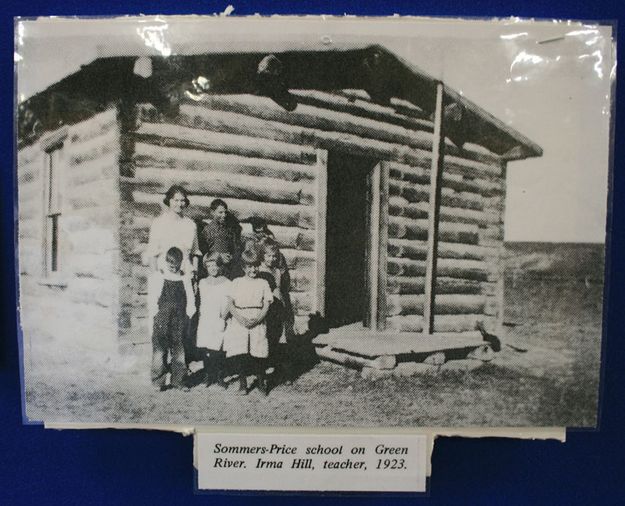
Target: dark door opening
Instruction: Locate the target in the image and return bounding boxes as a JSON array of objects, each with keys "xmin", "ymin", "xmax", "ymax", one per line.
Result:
[{"xmin": 324, "ymin": 152, "xmax": 379, "ymax": 329}]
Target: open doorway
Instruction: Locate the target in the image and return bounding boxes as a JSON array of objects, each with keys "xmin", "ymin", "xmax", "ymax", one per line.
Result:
[{"xmin": 324, "ymin": 151, "xmax": 381, "ymax": 329}]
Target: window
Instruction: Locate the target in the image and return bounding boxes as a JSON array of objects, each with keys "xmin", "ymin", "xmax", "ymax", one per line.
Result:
[{"xmin": 43, "ymin": 143, "xmax": 64, "ymax": 276}]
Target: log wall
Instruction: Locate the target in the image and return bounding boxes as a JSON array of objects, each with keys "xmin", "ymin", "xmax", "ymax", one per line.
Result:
[
  {"xmin": 385, "ymin": 157, "xmax": 505, "ymax": 333},
  {"xmin": 120, "ymin": 105, "xmax": 323, "ymax": 342},
  {"xmin": 120, "ymin": 89, "xmax": 507, "ymax": 340},
  {"xmin": 17, "ymin": 109, "xmax": 122, "ymax": 354}
]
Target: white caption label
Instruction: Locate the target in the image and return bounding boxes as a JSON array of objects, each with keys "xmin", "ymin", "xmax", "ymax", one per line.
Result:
[{"xmin": 195, "ymin": 432, "xmax": 427, "ymax": 493}]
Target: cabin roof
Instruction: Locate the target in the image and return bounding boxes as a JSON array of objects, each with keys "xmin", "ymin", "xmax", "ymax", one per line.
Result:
[{"xmin": 19, "ymin": 44, "xmax": 542, "ymax": 160}]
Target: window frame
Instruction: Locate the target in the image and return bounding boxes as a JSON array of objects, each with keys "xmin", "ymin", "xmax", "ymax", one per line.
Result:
[{"xmin": 39, "ymin": 128, "xmax": 68, "ymax": 283}]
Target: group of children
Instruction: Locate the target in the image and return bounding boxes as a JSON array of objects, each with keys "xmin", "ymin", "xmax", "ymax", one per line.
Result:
[{"xmin": 148, "ymin": 218, "xmax": 291, "ymax": 396}]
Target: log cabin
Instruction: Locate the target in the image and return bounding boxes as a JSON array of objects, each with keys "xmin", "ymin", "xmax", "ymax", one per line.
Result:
[{"xmin": 17, "ymin": 44, "xmax": 542, "ymax": 365}]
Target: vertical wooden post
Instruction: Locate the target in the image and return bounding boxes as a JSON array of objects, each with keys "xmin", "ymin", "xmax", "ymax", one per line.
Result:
[
  {"xmin": 423, "ymin": 82, "xmax": 446, "ymax": 334},
  {"xmin": 377, "ymin": 162, "xmax": 389, "ymax": 330},
  {"xmin": 314, "ymin": 149, "xmax": 328, "ymax": 316},
  {"xmin": 368, "ymin": 164, "xmax": 381, "ymax": 328},
  {"xmin": 495, "ymin": 161, "xmax": 508, "ymax": 333},
  {"xmin": 366, "ymin": 162, "xmax": 389, "ymax": 331}
]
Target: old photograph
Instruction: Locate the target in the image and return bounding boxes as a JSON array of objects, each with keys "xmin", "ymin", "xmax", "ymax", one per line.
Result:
[{"xmin": 16, "ymin": 16, "xmax": 613, "ymax": 427}]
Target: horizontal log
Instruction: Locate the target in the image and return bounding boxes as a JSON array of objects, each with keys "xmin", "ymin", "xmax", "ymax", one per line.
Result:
[
  {"xmin": 387, "ymin": 294, "xmax": 486, "ymax": 316},
  {"xmin": 484, "ymin": 296, "xmax": 500, "ymax": 317},
  {"xmin": 18, "ymin": 181, "xmax": 43, "ymax": 204},
  {"xmin": 18, "ymin": 144, "xmax": 43, "ymax": 165},
  {"xmin": 316, "ymin": 346, "xmax": 396, "ymax": 370},
  {"xmin": 281, "ymin": 249, "xmax": 316, "ymax": 270},
  {"xmin": 387, "ymin": 257, "xmax": 490, "ymax": 281},
  {"xmin": 133, "ymin": 142, "xmax": 317, "ymax": 181},
  {"xmin": 290, "ymin": 291, "xmax": 313, "ymax": 315},
  {"xmin": 62, "ymin": 205, "xmax": 118, "ymax": 232},
  {"xmin": 70, "ymin": 251, "xmax": 118, "ymax": 279},
  {"xmin": 133, "ymin": 122, "xmax": 317, "ymax": 165},
  {"xmin": 131, "ymin": 191, "xmax": 316, "ymax": 230},
  {"xmin": 388, "ymin": 162, "xmax": 502, "ymax": 196},
  {"xmin": 17, "ymin": 253, "xmax": 40, "ymax": 276},
  {"xmin": 131, "ymin": 263, "xmax": 315, "ymax": 296},
  {"xmin": 67, "ymin": 127, "xmax": 120, "ymax": 166},
  {"xmin": 124, "ymin": 246, "xmax": 317, "ymax": 289},
  {"xmin": 119, "ymin": 230, "xmax": 148, "ymax": 257},
  {"xmin": 240, "ymin": 223, "xmax": 315, "ymax": 251},
  {"xmin": 17, "ymin": 160, "xmax": 43, "ymax": 184},
  {"xmin": 476, "ymin": 236, "xmax": 504, "ymax": 248},
  {"xmin": 332, "ymin": 92, "xmax": 503, "ymax": 169},
  {"xmin": 288, "ymin": 269, "xmax": 314, "ymax": 293},
  {"xmin": 20, "ymin": 299, "xmax": 116, "ymax": 334},
  {"xmin": 67, "ymin": 151, "xmax": 119, "ymax": 186},
  {"xmin": 338, "ymin": 89, "xmax": 428, "ymax": 120},
  {"xmin": 387, "ymin": 238, "xmax": 497, "ymax": 262},
  {"xmin": 439, "ymin": 258, "xmax": 493, "ymax": 280},
  {"xmin": 478, "ymin": 225, "xmax": 505, "ymax": 241},
  {"xmin": 444, "ymin": 154, "xmax": 502, "ymax": 178},
  {"xmin": 67, "ymin": 178, "xmax": 119, "ymax": 210},
  {"xmin": 388, "ymin": 196, "xmax": 499, "ymax": 227},
  {"xmin": 441, "ymin": 205, "xmax": 499, "ymax": 226},
  {"xmin": 389, "ymin": 180, "xmax": 484, "ymax": 211},
  {"xmin": 482, "ymin": 195, "xmax": 505, "ymax": 213},
  {"xmin": 138, "ymin": 116, "xmax": 499, "ymax": 182},
  {"xmin": 125, "ymin": 167, "xmax": 315, "ymax": 205},
  {"xmin": 387, "ymin": 276, "xmax": 487, "ymax": 295},
  {"xmin": 388, "ymin": 216, "xmax": 479, "ymax": 244},
  {"xmin": 337, "ymin": 88, "xmax": 374, "ymax": 101},
  {"xmin": 17, "ymin": 218, "xmax": 42, "ymax": 240},
  {"xmin": 387, "ymin": 314, "xmax": 496, "ymax": 333},
  {"xmin": 188, "ymin": 95, "xmax": 436, "ymax": 153},
  {"xmin": 390, "ymin": 97, "xmax": 428, "ymax": 119},
  {"xmin": 386, "ymin": 238, "xmax": 428, "ymax": 260},
  {"xmin": 387, "ymin": 258, "xmax": 426, "ymax": 277},
  {"xmin": 17, "ymin": 199, "xmax": 41, "ymax": 221},
  {"xmin": 66, "ymin": 277, "xmax": 117, "ymax": 308},
  {"xmin": 18, "ymin": 278, "xmax": 49, "ymax": 298},
  {"xmin": 290, "ymin": 89, "xmax": 433, "ymax": 133},
  {"xmin": 67, "ymin": 228, "xmax": 117, "ymax": 255},
  {"xmin": 120, "ymin": 289, "xmax": 149, "ymax": 310},
  {"xmin": 67, "ymin": 108, "xmax": 118, "ymax": 145},
  {"xmin": 177, "ymin": 105, "xmax": 468, "ymax": 173},
  {"xmin": 18, "ymin": 247, "xmax": 40, "ymax": 268}
]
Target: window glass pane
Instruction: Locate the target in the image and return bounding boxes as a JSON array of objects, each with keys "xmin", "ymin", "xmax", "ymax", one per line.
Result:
[
  {"xmin": 50, "ymin": 214, "xmax": 59, "ymax": 272},
  {"xmin": 48, "ymin": 147, "xmax": 62, "ymax": 213}
]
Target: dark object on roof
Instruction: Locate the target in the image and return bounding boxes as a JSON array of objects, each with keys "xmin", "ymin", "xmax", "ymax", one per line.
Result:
[{"xmin": 18, "ymin": 44, "xmax": 542, "ymax": 159}]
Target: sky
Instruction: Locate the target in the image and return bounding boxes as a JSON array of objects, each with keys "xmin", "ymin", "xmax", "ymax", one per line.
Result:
[{"xmin": 15, "ymin": 16, "xmax": 615, "ymax": 243}]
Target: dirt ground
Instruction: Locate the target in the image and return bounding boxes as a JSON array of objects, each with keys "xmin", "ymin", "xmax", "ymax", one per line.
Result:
[{"xmin": 24, "ymin": 275, "xmax": 603, "ymax": 428}]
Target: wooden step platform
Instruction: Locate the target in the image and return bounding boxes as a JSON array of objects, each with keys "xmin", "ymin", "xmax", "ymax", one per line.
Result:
[{"xmin": 313, "ymin": 325, "xmax": 486, "ymax": 358}]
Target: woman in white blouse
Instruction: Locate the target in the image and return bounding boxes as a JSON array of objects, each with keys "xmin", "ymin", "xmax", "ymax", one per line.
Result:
[
  {"xmin": 145, "ymin": 185, "xmax": 201, "ymax": 371},
  {"xmin": 145, "ymin": 185, "xmax": 200, "ymax": 277}
]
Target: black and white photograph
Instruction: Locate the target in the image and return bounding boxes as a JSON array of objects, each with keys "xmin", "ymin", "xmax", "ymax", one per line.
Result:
[{"xmin": 16, "ymin": 16, "xmax": 613, "ymax": 428}]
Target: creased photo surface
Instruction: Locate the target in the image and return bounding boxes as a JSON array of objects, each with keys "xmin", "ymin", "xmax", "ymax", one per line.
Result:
[{"xmin": 16, "ymin": 16, "xmax": 613, "ymax": 427}]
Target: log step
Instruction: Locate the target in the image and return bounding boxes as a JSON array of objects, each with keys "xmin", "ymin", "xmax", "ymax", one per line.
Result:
[{"xmin": 313, "ymin": 328, "xmax": 486, "ymax": 358}]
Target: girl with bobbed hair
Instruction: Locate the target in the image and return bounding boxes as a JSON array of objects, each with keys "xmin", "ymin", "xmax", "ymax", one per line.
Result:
[
  {"xmin": 223, "ymin": 247, "xmax": 273, "ymax": 395},
  {"xmin": 197, "ymin": 253, "xmax": 231, "ymax": 388}
]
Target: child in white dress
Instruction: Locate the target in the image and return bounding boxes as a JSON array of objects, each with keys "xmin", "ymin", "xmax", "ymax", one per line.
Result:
[
  {"xmin": 224, "ymin": 247, "xmax": 273, "ymax": 395},
  {"xmin": 197, "ymin": 253, "xmax": 231, "ymax": 388}
]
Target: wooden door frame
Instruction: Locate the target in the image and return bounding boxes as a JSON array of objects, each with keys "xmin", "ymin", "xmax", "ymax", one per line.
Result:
[
  {"xmin": 366, "ymin": 161, "xmax": 389, "ymax": 330},
  {"xmin": 314, "ymin": 150, "xmax": 388, "ymax": 330}
]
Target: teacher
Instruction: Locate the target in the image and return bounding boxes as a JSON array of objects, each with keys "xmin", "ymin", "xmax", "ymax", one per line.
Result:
[{"xmin": 145, "ymin": 185, "xmax": 200, "ymax": 277}]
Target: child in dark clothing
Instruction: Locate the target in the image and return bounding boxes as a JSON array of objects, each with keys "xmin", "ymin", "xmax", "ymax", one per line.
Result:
[
  {"xmin": 148, "ymin": 247, "xmax": 196, "ymax": 391},
  {"xmin": 258, "ymin": 239, "xmax": 294, "ymax": 386}
]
